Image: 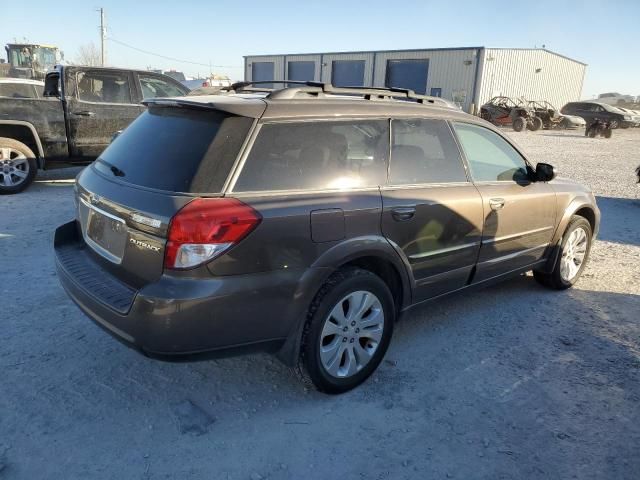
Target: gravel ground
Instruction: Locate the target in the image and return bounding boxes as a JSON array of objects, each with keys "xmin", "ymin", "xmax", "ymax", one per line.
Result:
[{"xmin": 1, "ymin": 129, "xmax": 639, "ymax": 480}]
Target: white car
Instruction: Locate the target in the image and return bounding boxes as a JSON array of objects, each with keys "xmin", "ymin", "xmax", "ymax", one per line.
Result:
[
  {"xmin": 0, "ymin": 78, "xmax": 44, "ymax": 99},
  {"xmin": 617, "ymin": 107, "xmax": 640, "ymax": 127}
]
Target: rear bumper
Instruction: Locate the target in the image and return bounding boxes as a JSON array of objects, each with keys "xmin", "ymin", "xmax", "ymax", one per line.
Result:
[{"xmin": 54, "ymin": 220, "xmax": 314, "ymax": 358}]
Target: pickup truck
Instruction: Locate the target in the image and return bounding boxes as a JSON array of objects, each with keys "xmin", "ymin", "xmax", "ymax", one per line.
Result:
[{"xmin": 0, "ymin": 65, "xmax": 189, "ymax": 194}]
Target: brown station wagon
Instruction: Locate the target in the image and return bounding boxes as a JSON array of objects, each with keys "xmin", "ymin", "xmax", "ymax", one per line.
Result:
[{"xmin": 55, "ymin": 82, "xmax": 600, "ymax": 393}]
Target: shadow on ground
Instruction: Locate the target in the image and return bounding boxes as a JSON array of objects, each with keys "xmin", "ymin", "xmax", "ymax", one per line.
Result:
[
  {"xmin": 595, "ymin": 195, "xmax": 640, "ymax": 246},
  {"xmin": 3, "ymin": 272, "xmax": 639, "ymax": 479}
]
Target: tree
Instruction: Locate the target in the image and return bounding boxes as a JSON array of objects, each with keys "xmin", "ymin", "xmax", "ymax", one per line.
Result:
[{"xmin": 75, "ymin": 43, "xmax": 101, "ymax": 66}]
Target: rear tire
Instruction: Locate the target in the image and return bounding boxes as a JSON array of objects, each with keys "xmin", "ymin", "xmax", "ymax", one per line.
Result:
[
  {"xmin": 534, "ymin": 216, "xmax": 592, "ymax": 290},
  {"xmin": 0, "ymin": 137, "xmax": 37, "ymax": 195},
  {"xmin": 512, "ymin": 117, "xmax": 526, "ymax": 132},
  {"xmin": 297, "ymin": 268, "xmax": 395, "ymax": 394}
]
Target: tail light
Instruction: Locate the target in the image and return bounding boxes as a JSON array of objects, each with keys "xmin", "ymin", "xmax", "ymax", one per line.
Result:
[{"xmin": 164, "ymin": 198, "xmax": 261, "ymax": 270}]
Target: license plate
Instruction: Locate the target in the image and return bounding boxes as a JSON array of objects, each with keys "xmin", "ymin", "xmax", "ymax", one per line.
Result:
[{"xmin": 80, "ymin": 199, "xmax": 127, "ymax": 263}]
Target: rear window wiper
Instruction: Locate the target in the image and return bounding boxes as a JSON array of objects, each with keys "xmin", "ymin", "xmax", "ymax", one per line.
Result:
[{"xmin": 98, "ymin": 159, "xmax": 125, "ymax": 177}]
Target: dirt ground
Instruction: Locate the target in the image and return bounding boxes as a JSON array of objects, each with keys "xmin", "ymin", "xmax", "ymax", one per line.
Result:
[{"xmin": 1, "ymin": 128, "xmax": 639, "ymax": 480}]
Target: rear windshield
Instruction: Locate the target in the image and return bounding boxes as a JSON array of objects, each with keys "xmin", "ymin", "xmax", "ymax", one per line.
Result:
[{"xmin": 95, "ymin": 107, "xmax": 253, "ymax": 193}]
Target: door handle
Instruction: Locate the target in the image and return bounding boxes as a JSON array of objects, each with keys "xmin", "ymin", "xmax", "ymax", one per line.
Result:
[
  {"xmin": 489, "ymin": 198, "xmax": 505, "ymax": 211},
  {"xmin": 73, "ymin": 111, "xmax": 95, "ymax": 117},
  {"xmin": 391, "ymin": 206, "xmax": 416, "ymax": 221}
]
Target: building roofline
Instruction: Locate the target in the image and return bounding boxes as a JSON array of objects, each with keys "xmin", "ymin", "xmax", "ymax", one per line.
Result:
[
  {"xmin": 483, "ymin": 47, "xmax": 587, "ymax": 66},
  {"xmin": 244, "ymin": 46, "xmax": 586, "ymax": 66},
  {"xmin": 244, "ymin": 46, "xmax": 485, "ymax": 58}
]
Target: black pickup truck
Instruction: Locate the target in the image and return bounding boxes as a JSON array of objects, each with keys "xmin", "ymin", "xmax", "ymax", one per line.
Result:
[{"xmin": 0, "ymin": 65, "xmax": 189, "ymax": 194}]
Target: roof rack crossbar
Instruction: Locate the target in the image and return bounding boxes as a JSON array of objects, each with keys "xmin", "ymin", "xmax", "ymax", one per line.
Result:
[{"xmin": 225, "ymin": 80, "xmax": 315, "ymax": 93}]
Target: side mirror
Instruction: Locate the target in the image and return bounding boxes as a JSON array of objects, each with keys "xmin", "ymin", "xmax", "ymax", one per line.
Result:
[
  {"xmin": 535, "ymin": 162, "xmax": 556, "ymax": 182},
  {"xmin": 43, "ymin": 73, "xmax": 61, "ymax": 98}
]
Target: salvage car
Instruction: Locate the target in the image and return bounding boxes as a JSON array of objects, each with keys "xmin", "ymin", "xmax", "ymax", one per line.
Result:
[
  {"xmin": 0, "ymin": 65, "xmax": 189, "ymax": 194},
  {"xmin": 616, "ymin": 107, "xmax": 640, "ymax": 127},
  {"xmin": 527, "ymin": 100, "xmax": 585, "ymax": 129},
  {"xmin": 54, "ymin": 81, "xmax": 600, "ymax": 393},
  {"xmin": 480, "ymin": 96, "xmax": 541, "ymax": 132}
]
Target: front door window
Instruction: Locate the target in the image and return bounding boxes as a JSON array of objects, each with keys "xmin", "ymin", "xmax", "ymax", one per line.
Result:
[{"xmin": 77, "ymin": 71, "xmax": 132, "ymax": 104}]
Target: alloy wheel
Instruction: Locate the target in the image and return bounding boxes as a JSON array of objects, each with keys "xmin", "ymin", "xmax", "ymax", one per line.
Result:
[
  {"xmin": 560, "ymin": 227, "xmax": 588, "ymax": 282},
  {"xmin": 0, "ymin": 147, "xmax": 30, "ymax": 187},
  {"xmin": 319, "ymin": 290, "xmax": 385, "ymax": 378}
]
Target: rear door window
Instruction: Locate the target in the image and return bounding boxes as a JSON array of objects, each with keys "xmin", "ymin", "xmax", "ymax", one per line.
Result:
[
  {"xmin": 233, "ymin": 120, "xmax": 389, "ymax": 192},
  {"xmin": 95, "ymin": 107, "xmax": 253, "ymax": 193},
  {"xmin": 390, "ymin": 119, "xmax": 467, "ymax": 184}
]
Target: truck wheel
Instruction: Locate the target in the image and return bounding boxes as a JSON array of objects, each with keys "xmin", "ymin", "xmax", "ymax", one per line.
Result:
[
  {"xmin": 297, "ymin": 268, "xmax": 395, "ymax": 394},
  {"xmin": 0, "ymin": 137, "xmax": 37, "ymax": 194},
  {"xmin": 512, "ymin": 117, "xmax": 526, "ymax": 132},
  {"xmin": 531, "ymin": 117, "xmax": 543, "ymax": 131}
]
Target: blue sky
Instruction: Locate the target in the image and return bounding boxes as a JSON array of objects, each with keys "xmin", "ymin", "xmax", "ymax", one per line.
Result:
[{"xmin": 3, "ymin": 0, "xmax": 639, "ymax": 98}]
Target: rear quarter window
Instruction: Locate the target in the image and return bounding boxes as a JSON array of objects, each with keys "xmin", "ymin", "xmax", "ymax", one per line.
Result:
[
  {"xmin": 0, "ymin": 83, "xmax": 39, "ymax": 98},
  {"xmin": 95, "ymin": 107, "xmax": 253, "ymax": 193},
  {"xmin": 233, "ymin": 120, "xmax": 389, "ymax": 192}
]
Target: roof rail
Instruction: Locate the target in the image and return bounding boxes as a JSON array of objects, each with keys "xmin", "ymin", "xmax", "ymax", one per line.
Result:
[
  {"xmin": 224, "ymin": 80, "xmax": 311, "ymax": 93},
  {"xmin": 263, "ymin": 82, "xmax": 453, "ymax": 107}
]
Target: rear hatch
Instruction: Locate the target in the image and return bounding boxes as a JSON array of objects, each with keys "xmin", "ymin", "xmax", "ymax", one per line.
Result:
[{"xmin": 74, "ymin": 102, "xmax": 257, "ymax": 289}]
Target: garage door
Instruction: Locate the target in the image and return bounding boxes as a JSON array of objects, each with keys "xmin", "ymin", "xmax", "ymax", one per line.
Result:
[
  {"xmin": 385, "ymin": 59, "xmax": 429, "ymax": 95},
  {"xmin": 331, "ymin": 60, "xmax": 365, "ymax": 87},
  {"xmin": 288, "ymin": 61, "xmax": 315, "ymax": 82},
  {"xmin": 252, "ymin": 62, "xmax": 274, "ymax": 87}
]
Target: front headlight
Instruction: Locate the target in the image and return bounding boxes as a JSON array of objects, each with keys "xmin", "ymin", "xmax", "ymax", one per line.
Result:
[{"xmin": 623, "ymin": 115, "xmax": 631, "ymax": 120}]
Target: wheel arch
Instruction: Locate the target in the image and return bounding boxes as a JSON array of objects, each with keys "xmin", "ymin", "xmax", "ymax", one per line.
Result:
[
  {"xmin": 0, "ymin": 121, "xmax": 45, "ymax": 168},
  {"xmin": 276, "ymin": 236, "xmax": 413, "ymax": 367},
  {"xmin": 538, "ymin": 199, "xmax": 599, "ymax": 274}
]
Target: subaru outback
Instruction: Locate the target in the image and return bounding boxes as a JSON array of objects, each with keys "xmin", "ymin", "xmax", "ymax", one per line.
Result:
[{"xmin": 55, "ymin": 82, "xmax": 600, "ymax": 393}]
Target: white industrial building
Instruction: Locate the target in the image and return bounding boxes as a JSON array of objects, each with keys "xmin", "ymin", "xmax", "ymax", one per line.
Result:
[{"xmin": 244, "ymin": 47, "xmax": 586, "ymax": 112}]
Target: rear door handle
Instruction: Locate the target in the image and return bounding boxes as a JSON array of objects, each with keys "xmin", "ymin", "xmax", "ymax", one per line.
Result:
[
  {"xmin": 73, "ymin": 111, "xmax": 95, "ymax": 117},
  {"xmin": 391, "ymin": 206, "xmax": 416, "ymax": 221},
  {"xmin": 489, "ymin": 198, "xmax": 505, "ymax": 210}
]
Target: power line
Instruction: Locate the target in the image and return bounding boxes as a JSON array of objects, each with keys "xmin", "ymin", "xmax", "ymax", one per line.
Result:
[{"xmin": 106, "ymin": 36, "xmax": 242, "ymax": 69}]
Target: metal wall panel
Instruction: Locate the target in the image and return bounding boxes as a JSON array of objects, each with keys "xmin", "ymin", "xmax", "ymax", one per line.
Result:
[
  {"xmin": 245, "ymin": 48, "xmax": 585, "ymax": 113},
  {"xmin": 372, "ymin": 49, "xmax": 479, "ymax": 111},
  {"xmin": 478, "ymin": 49, "xmax": 586, "ymax": 110}
]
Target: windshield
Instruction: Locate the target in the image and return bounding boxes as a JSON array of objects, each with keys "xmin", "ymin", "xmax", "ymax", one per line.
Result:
[
  {"xmin": 605, "ymin": 105, "xmax": 626, "ymax": 113},
  {"xmin": 8, "ymin": 46, "xmax": 57, "ymax": 69}
]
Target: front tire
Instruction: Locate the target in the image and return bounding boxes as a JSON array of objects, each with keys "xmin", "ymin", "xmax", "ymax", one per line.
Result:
[
  {"xmin": 0, "ymin": 137, "xmax": 37, "ymax": 194},
  {"xmin": 297, "ymin": 268, "xmax": 395, "ymax": 394},
  {"xmin": 512, "ymin": 117, "xmax": 526, "ymax": 132},
  {"xmin": 534, "ymin": 216, "xmax": 593, "ymax": 290}
]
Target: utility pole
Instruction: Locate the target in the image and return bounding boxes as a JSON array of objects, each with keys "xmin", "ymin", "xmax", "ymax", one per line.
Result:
[{"xmin": 99, "ymin": 8, "xmax": 106, "ymax": 66}]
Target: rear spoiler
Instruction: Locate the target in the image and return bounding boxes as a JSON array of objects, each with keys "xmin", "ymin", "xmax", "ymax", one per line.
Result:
[{"xmin": 142, "ymin": 97, "xmax": 266, "ymax": 119}]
